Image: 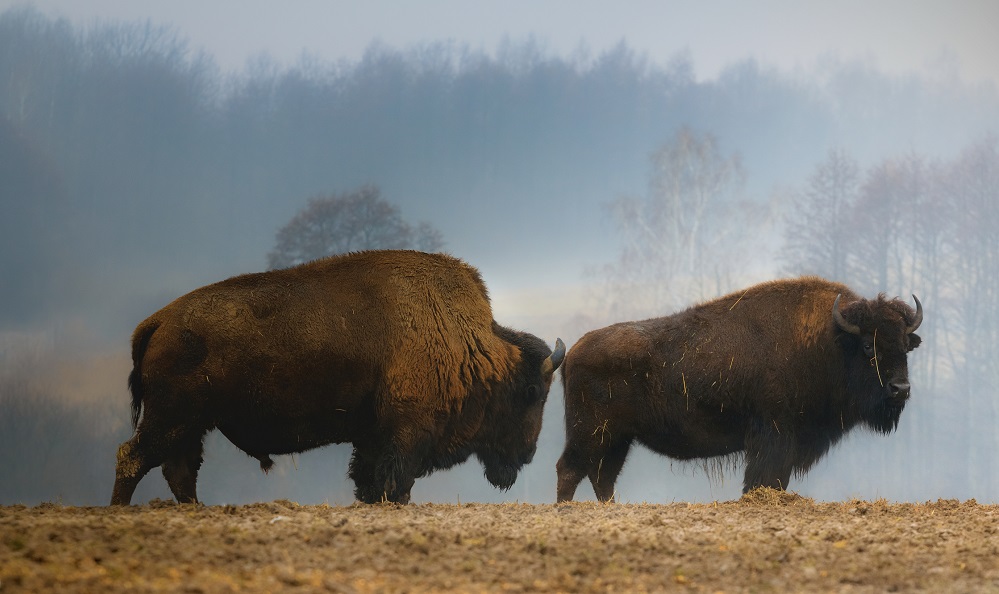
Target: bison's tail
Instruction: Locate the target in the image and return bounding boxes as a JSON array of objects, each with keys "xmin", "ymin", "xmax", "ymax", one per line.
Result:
[{"xmin": 127, "ymin": 318, "xmax": 160, "ymax": 430}]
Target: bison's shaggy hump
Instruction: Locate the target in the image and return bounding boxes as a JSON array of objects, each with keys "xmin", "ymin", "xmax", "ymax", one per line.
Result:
[{"xmin": 112, "ymin": 250, "xmax": 563, "ymax": 505}]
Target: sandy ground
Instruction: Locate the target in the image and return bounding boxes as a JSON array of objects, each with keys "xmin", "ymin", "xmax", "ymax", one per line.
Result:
[{"xmin": 1, "ymin": 489, "xmax": 997, "ymax": 593}]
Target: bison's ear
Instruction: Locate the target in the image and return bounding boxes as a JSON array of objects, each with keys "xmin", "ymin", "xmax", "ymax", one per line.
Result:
[{"xmin": 907, "ymin": 333, "xmax": 922, "ymax": 352}]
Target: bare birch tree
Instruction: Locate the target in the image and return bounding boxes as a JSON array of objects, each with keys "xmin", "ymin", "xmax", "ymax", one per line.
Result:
[{"xmin": 591, "ymin": 127, "xmax": 748, "ymax": 321}]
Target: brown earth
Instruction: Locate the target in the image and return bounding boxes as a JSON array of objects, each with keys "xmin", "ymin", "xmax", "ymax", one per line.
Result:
[{"xmin": 1, "ymin": 489, "xmax": 997, "ymax": 593}]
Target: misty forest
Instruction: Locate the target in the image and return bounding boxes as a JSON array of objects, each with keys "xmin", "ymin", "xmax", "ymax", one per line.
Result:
[{"xmin": 2, "ymin": 6, "xmax": 998, "ymax": 506}]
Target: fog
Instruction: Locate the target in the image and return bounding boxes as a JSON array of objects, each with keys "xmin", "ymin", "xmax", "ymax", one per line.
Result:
[{"xmin": 2, "ymin": 3, "xmax": 998, "ymax": 506}]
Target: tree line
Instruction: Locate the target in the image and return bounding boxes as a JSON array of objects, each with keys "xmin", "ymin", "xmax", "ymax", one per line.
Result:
[{"xmin": 3, "ymin": 5, "xmax": 996, "ymax": 335}]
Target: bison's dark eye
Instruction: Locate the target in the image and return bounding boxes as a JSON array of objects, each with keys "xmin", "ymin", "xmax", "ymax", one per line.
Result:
[
  {"xmin": 525, "ymin": 384, "xmax": 541, "ymax": 403},
  {"xmin": 862, "ymin": 342, "xmax": 875, "ymax": 358}
]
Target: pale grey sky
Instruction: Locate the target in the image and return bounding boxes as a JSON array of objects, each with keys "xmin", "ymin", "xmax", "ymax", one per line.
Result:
[{"xmin": 7, "ymin": 0, "xmax": 999, "ymax": 86}]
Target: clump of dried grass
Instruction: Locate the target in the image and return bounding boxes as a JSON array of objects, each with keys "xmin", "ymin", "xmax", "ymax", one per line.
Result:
[{"xmin": 738, "ymin": 486, "xmax": 814, "ymax": 507}]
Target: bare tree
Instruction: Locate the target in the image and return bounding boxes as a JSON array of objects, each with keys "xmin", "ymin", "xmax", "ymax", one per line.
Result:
[
  {"xmin": 941, "ymin": 137, "xmax": 999, "ymax": 495},
  {"xmin": 782, "ymin": 148, "xmax": 859, "ymax": 281},
  {"xmin": 590, "ymin": 127, "xmax": 748, "ymax": 321},
  {"xmin": 846, "ymin": 154, "xmax": 935, "ymax": 295},
  {"xmin": 267, "ymin": 185, "xmax": 445, "ymax": 269}
]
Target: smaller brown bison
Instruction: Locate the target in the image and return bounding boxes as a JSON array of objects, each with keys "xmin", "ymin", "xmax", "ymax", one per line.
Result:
[
  {"xmin": 556, "ymin": 277, "xmax": 922, "ymax": 502},
  {"xmin": 112, "ymin": 250, "xmax": 564, "ymax": 505}
]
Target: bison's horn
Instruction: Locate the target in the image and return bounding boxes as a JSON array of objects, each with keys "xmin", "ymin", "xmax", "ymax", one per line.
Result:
[
  {"xmin": 906, "ymin": 294, "xmax": 923, "ymax": 334},
  {"xmin": 541, "ymin": 338, "xmax": 566, "ymax": 377},
  {"xmin": 832, "ymin": 294, "xmax": 862, "ymax": 335}
]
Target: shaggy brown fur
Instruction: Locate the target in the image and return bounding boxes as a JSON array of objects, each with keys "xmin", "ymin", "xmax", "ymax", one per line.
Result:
[
  {"xmin": 556, "ymin": 276, "xmax": 922, "ymax": 502},
  {"xmin": 112, "ymin": 250, "xmax": 564, "ymax": 505}
]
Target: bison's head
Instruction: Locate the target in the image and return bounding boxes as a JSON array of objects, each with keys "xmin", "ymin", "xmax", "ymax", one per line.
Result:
[
  {"xmin": 475, "ymin": 328, "xmax": 566, "ymax": 490},
  {"xmin": 833, "ymin": 293, "xmax": 922, "ymax": 433}
]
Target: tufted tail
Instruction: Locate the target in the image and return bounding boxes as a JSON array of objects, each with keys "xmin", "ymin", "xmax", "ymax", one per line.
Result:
[{"xmin": 127, "ymin": 319, "xmax": 160, "ymax": 430}]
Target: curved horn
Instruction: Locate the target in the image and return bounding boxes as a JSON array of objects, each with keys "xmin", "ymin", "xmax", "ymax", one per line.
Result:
[
  {"xmin": 832, "ymin": 294, "xmax": 861, "ymax": 335},
  {"xmin": 541, "ymin": 338, "xmax": 566, "ymax": 377},
  {"xmin": 906, "ymin": 294, "xmax": 923, "ymax": 334}
]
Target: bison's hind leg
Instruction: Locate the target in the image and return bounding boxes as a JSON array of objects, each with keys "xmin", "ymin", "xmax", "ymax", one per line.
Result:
[
  {"xmin": 111, "ymin": 400, "xmax": 212, "ymax": 505},
  {"xmin": 113, "ymin": 430, "xmax": 208, "ymax": 505},
  {"xmin": 111, "ymin": 436, "xmax": 157, "ymax": 505},
  {"xmin": 555, "ymin": 447, "xmax": 587, "ymax": 502},
  {"xmin": 556, "ymin": 436, "xmax": 632, "ymax": 503},
  {"xmin": 161, "ymin": 437, "xmax": 206, "ymax": 504},
  {"xmin": 587, "ymin": 439, "xmax": 631, "ymax": 502}
]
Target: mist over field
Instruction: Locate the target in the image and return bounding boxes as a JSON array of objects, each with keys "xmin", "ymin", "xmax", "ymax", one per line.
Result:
[{"xmin": 2, "ymin": 3, "xmax": 998, "ymax": 506}]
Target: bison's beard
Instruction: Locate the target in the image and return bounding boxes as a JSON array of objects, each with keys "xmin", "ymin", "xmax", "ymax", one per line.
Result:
[
  {"xmin": 477, "ymin": 454, "xmax": 520, "ymax": 490},
  {"xmin": 864, "ymin": 398, "xmax": 906, "ymax": 435},
  {"xmin": 852, "ymin": 374, "xmax": 907, "ymax": 435},
  {"xmin": 484, "ymin": 463, "xmax": 518, "ymax": 490}
]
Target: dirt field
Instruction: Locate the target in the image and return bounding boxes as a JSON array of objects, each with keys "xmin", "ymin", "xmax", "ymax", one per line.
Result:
[{"xmin": 1, "ymin": 489, "xmax": 997, "ymax": 593}]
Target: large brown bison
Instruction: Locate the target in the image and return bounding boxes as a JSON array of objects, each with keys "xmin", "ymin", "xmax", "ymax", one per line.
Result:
[
  {"xmin": 556, "ymin": 276, "xmax": 922, "ymax": 501},
  {"xmin": 111, "ymin": 250, "xmax": 565, "ymax": 505}
]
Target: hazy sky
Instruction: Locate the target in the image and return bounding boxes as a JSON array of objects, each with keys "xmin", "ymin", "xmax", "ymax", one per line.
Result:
[{"xmin": 9, "ymin": 0, "xmax": 999, "ymax": 87}]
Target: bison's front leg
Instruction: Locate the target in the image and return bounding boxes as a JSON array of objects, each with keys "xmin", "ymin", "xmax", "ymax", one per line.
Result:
[
  {"xmin": 351, "ymin": 436, "xmax": 426, "ymax": 504},
  {"xmin": 348, "ymin": 446, "xmax": 384, "ymax": 504},
  {"xmin": 373, "ymin": 439, "xmax": 422, "ymax": 503},
  {"xmin": 742, "ymin": 417, "xmax": 795, "ymax": 493}
]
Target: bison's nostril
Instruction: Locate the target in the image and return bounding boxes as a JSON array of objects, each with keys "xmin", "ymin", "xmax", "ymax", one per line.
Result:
[{"xmin": 890, "ymin": 382, "xmax": 910, "ymax": 398}]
